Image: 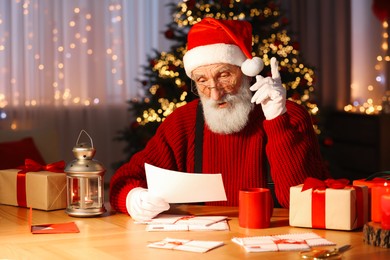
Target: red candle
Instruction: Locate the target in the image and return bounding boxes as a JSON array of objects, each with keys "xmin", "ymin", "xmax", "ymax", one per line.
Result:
[
  {"xmin": 372, "ymin": 183, "xmax": 390, "ymax": 222},
  {"xmin": 381, "ymin": 194, "xmax": 390, "ymax": 230}
]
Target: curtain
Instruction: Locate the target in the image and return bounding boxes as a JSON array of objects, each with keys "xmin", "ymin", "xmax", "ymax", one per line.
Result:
[
  {"xmin": 280, "ymin": 0, "xmax": 351, "ymax": 111},
  {"xmin": 0, "ymin": 0, "xmax": 175, "ymax": 180}
]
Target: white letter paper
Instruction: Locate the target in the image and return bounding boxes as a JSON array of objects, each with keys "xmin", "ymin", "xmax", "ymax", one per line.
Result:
[{"xmin": 145, "ymin": 163, "xmax": 227, "ymax": 203}]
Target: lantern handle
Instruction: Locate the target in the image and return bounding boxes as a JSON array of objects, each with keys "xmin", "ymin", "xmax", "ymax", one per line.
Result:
[{"xmin": 76, "ymin": 129, "xmax": 94, "ymax": 148}]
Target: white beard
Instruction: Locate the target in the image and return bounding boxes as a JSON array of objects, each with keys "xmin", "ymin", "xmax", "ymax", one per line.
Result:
[{"xmin": 200, "ymin": 77, "xmax": 254, "ymax": 134}]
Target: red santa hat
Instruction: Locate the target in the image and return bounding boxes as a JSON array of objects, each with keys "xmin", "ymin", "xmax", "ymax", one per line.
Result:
[{"xmin": 183, "ymin": 17, "xmax": 264, "ymax": 78}]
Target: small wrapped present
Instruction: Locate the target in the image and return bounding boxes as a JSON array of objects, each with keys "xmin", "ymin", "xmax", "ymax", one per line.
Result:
[
  {"xmin": 353, "ymin": 172, "xmax": 390, "ymax": 222},
  {"xmin": 289, "ymin": 178, "xmax": 368, "ymax": 230},
  {"xmin": 0, "ymin": 159, "xmax": 67, "ymax": 211}
]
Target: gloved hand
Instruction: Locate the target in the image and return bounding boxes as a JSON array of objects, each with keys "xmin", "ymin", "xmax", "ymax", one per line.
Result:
[
  {"xmin": 126, "ymin": 187, "xmax": 170, "ymax": 222},
  {"xmin": 249, "ymin": 57, "xmax": 287, "ymax": 120}
]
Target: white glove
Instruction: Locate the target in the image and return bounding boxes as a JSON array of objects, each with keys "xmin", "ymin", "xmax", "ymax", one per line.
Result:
[
  {"xmin": 250, "ymin": 57, "xmax": 287, "ymax": 120},
  {"xmin": 126, "ymin": 187, "xmax": 170, "ymax": 222}
]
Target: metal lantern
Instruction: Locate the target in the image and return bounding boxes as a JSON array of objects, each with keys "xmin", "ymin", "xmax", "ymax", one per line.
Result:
[{"xmin": 65, "ymin": 130, "xmax": 106, "ymax": 217}]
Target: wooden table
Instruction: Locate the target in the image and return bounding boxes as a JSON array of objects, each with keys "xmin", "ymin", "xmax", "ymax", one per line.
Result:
[{"xmin": 1, "ymin": 204, "xmax": 389, "ymax": 259}]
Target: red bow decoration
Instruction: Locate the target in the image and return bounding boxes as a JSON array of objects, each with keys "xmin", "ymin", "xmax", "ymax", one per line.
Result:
[
  {"xmin": 301, "ymin": 177, "xmax": 350, "ymax": 192},
  {"xmin": 17, "ymin": 159, "xmax": 65, "ymax": 174}
]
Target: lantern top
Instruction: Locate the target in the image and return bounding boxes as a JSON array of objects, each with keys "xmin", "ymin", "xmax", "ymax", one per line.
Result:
[
  {"xmin": 72, "ymin": 143, "xmax": 96, "ymax": 160},
  {"xmin": 65, "ymin": 130, "xmax": 105, "ymax": 176},
  {"xmin": 72, "ymin": 130, "xmax": 96, "ymax": 160}
]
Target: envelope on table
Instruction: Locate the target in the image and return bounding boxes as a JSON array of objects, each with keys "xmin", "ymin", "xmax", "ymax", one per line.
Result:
[
  {"xmin": 31, "ymin": 222, "xmax": 80, "ymax": 234},
  {"xmin": 142, "ymin": 214, "xmax": 230, "ymax": 231},
  {"xmin": 29, "ymin": 207, "xmax": 79, "ymax": 234},
  {"xmin": 0, "ymin": 169, "xmax": 67, "ymax": 211},
  {"xmin": 148, "ymin": 238, "xmax": 224, "ymax": 253}
]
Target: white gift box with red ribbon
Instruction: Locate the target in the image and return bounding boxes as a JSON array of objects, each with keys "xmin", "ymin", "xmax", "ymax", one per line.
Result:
[{"xmin": 289, "ymin": 178, "xmax": 368, "ymax": 230}]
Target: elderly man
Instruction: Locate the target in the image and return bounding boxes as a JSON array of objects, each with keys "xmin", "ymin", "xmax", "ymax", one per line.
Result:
[{"xmin": 110, "ymin": 17, "xmax": 329, "ymax": 221}]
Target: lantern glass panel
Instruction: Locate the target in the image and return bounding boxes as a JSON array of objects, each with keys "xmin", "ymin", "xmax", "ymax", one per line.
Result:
[{"xmin": 67, "ymin": 176, "xmax": 103, "ymax": 209}]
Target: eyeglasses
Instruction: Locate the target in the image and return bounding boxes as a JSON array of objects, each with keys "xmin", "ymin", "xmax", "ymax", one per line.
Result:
[
  {"xmin": 190, "ymin": 65, "xmax": 242, "ymax": 97},
  {"xmin": 191, "ymin": 80, "xmax": 236, "ymax": 97}
]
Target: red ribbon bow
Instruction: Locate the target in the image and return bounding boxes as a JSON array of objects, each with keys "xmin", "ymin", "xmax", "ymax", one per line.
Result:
[
  {"xmin": 17, "ymin": 159, "xmax": 65, "ymax": 174},
  {"xmin": 16, "ymin": 159, "xmax": 66, "ymax": 208},
  {"xmin": 301, "ymin": 177, "xmax": 350, "ymax": 192}
]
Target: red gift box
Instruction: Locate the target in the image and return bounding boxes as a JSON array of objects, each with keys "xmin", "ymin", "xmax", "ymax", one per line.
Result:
[
  {"xmin": 353, "ymin": 177, "xmax": 388, "ymax": 195},
  {"xmin": 353, "ymin": 172, "xmax": 390, "ymax": 221}
]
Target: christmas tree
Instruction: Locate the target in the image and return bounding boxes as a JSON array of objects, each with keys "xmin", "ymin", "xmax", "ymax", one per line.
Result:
[{"xmin": 114, "ymin": 0, "xmax": 321, "ymax": 168}]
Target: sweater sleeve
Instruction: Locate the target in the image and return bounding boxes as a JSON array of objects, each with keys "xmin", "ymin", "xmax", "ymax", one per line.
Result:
[
  {"xmin": 109, "ymin": 101, "xmax": 198, "ymax": 213},
  {"xmin": 263, "ymin": 101, "xmax": 330, "ymax": 208}
]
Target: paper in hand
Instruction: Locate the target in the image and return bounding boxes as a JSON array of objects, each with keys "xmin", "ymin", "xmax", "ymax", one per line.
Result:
[{"xmin": 145, "ymin": 163, "xmax": 227, "ymax": 203}]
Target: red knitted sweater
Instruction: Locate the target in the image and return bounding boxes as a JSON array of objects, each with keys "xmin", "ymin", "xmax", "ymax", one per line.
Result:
[{"xmin": 109, "ymin": 99, "xmax": 329, "ymax": 213}]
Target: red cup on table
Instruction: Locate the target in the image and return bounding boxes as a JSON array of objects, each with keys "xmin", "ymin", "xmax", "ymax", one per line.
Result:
[{"xmin": 239, "ymin": 188, "xmax": 273, "ymax": 229}]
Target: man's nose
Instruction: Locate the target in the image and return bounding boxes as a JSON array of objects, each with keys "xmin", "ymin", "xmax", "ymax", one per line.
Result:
[
  {"xmin": 209, "ymin": 86, "xmax": 224, "ymax": 100},
  {"xmin": 208, "ymin": 80, "xmax": 224, "ymax": 100}
]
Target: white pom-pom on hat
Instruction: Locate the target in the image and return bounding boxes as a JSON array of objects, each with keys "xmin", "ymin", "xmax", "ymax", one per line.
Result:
[{"xmin": 241, "ymin": 57, "xmax": 264, "ymax": 77}]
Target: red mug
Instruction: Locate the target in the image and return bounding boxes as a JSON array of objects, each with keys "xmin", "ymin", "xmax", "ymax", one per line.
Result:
[{"xmin": 239, "ymin": 188, "xmax": 273, "ymax": 229}]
